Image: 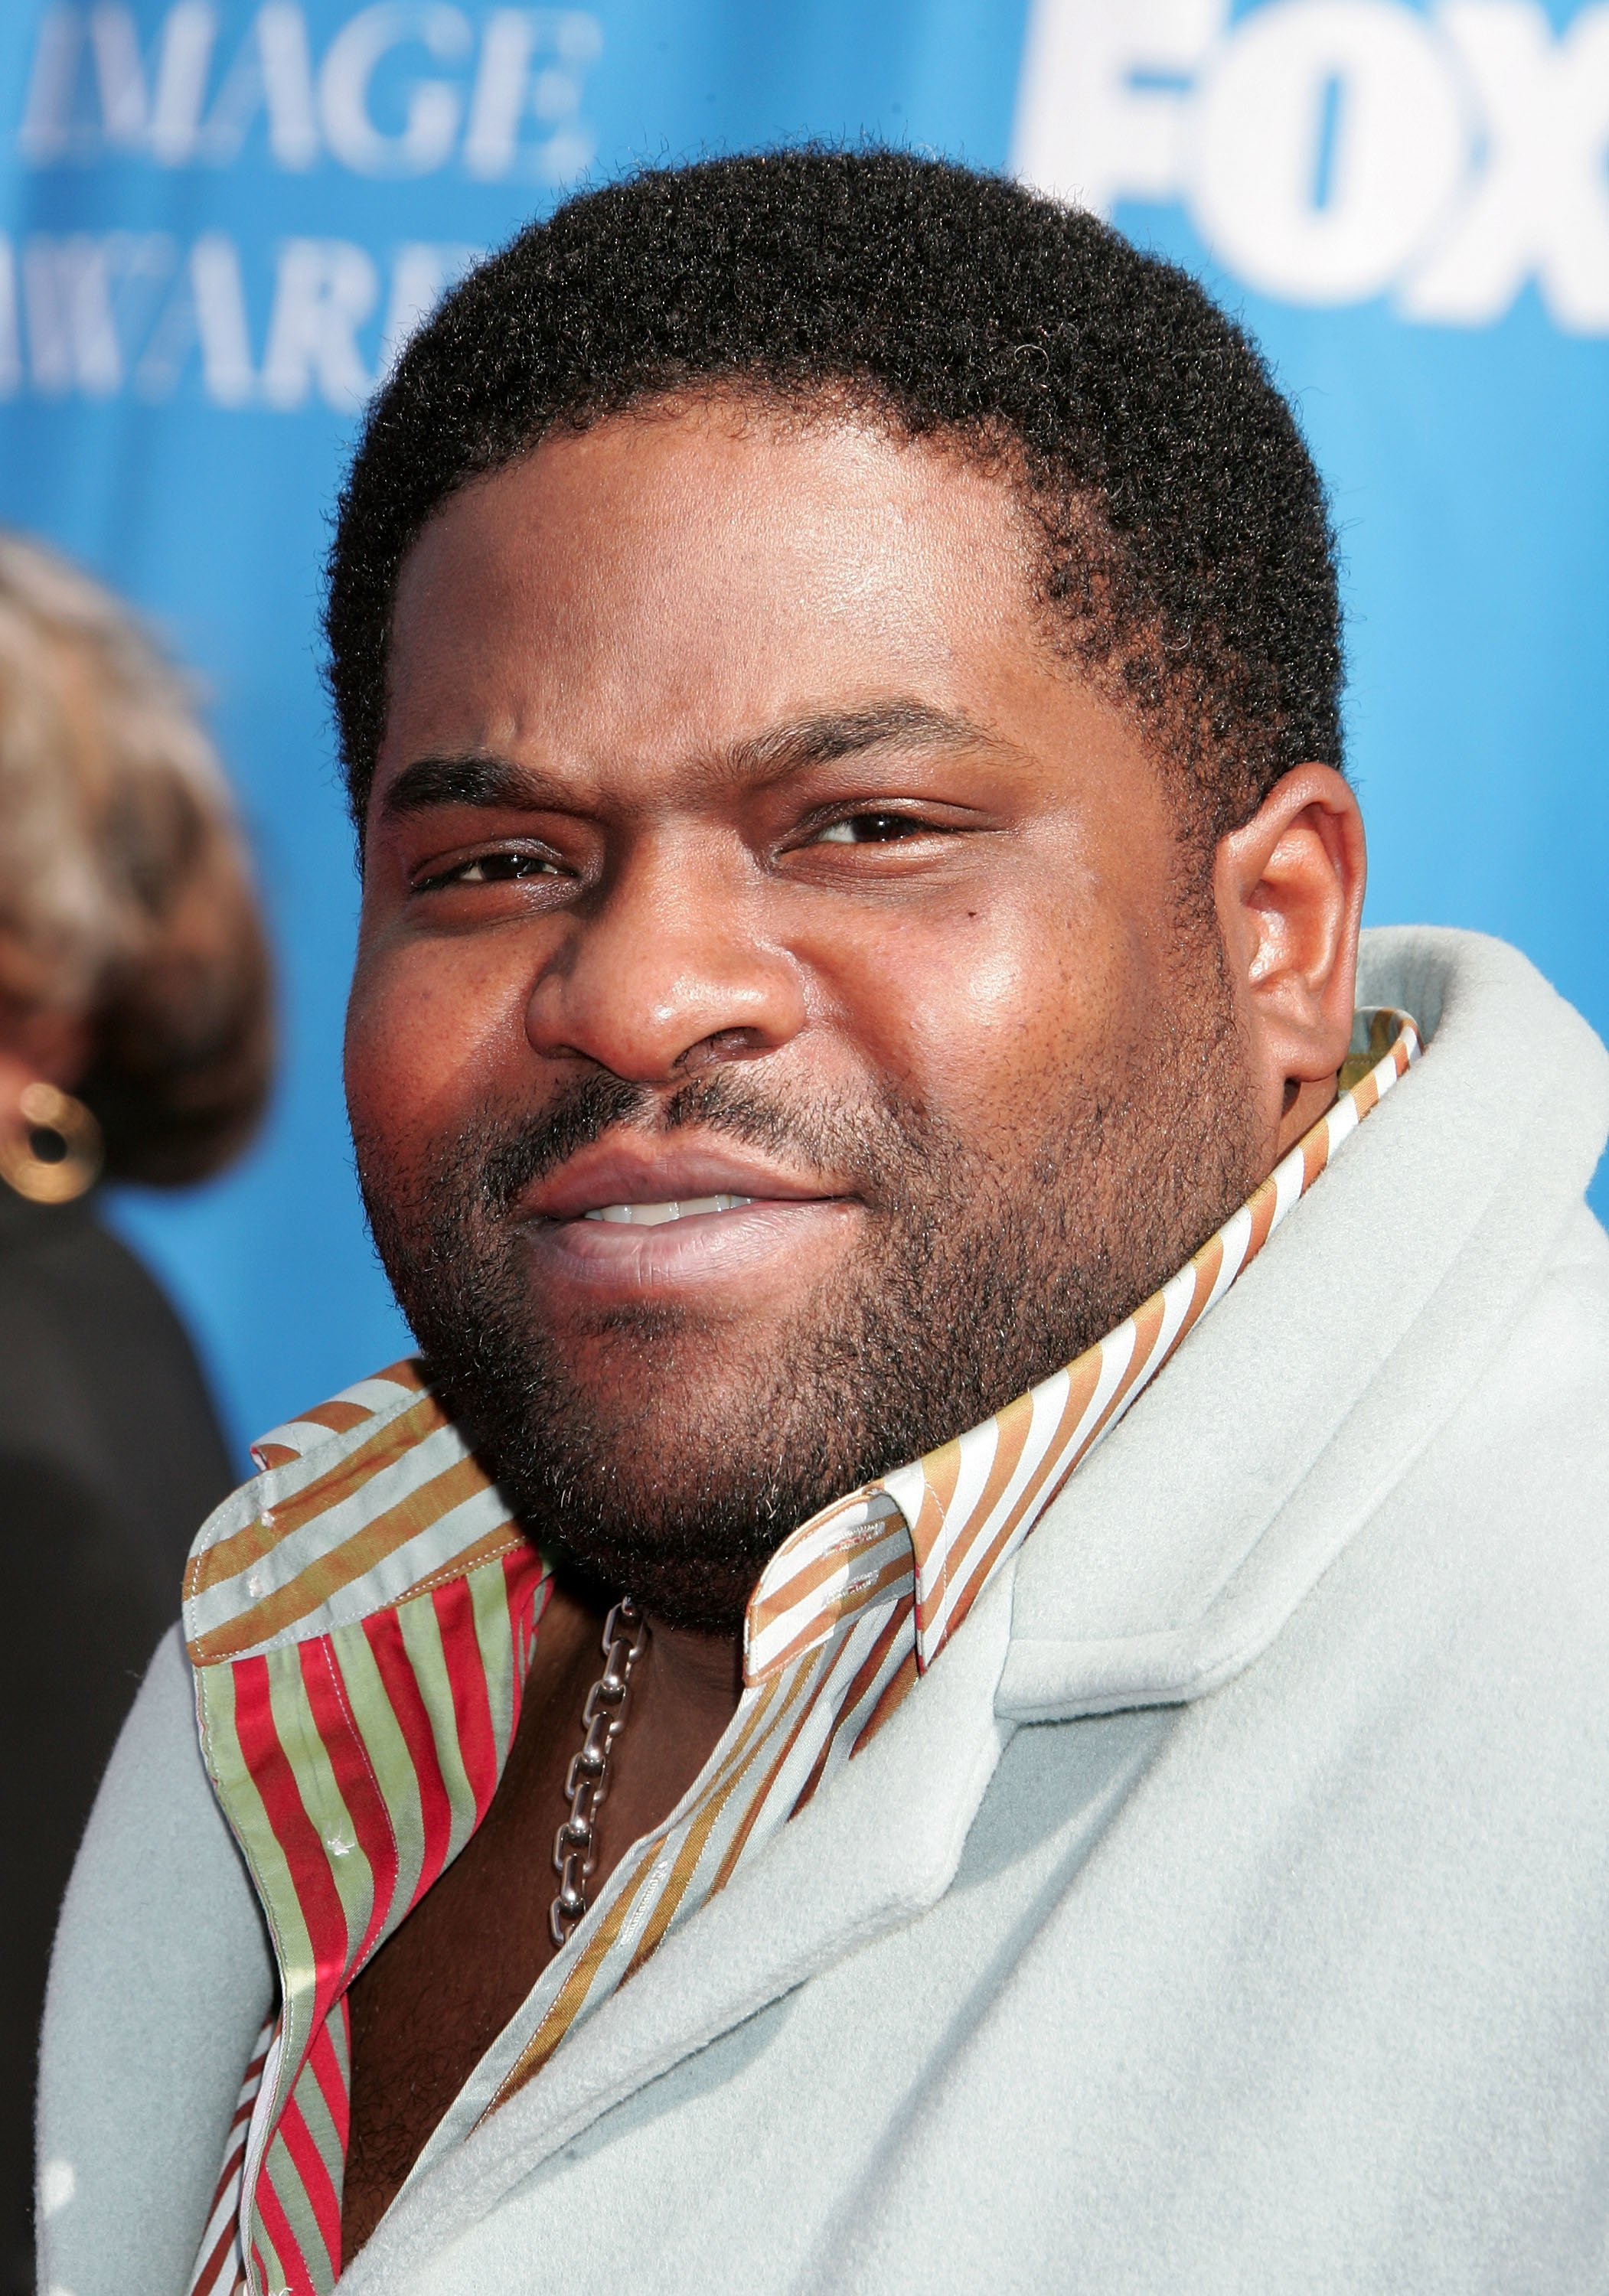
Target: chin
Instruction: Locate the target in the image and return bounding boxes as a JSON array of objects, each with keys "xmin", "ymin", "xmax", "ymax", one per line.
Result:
[{"xmin": 530, "ymin": 1300, "xmax": 795, "ymax": 1401}]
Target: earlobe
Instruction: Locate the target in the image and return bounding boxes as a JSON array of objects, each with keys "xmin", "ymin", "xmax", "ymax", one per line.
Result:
[{"xmin": 1215, "ymin": 764, "xmax": 1367, "ymax": 1152}]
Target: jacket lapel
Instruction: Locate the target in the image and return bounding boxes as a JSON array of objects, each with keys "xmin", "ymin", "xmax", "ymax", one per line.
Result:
[{"xmin": 339, "ymin": 1564, "xmax": 1018, "ymax": 2289}]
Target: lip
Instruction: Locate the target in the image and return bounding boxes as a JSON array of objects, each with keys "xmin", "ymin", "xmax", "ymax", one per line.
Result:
[
  {"xmin": 518, "ymin": 1138, "xmax": 843, "ymax": 1223},
  {"xmin": 524, "ymin": 1196, "xmax": 855, "ymax": 1296}
]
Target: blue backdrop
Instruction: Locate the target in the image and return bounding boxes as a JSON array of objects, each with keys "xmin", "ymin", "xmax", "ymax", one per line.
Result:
[{"xmin": 1, "ymin": 0, "xmax": 1604, "ymax": 1461}]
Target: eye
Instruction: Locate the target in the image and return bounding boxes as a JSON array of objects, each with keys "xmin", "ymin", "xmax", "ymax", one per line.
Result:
[
  {"xmin": 415, "ymin": 849, "xmax": 566, "ymax": 891},
  {"xmin": 811, "ymin": 812, "xmax": 928, "ymax": 845}
]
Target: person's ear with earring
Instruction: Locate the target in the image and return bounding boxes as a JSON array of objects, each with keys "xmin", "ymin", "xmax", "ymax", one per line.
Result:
[{"xmin": 0, "ymin": 1013, "xmax": 102, "ymax": 1208}]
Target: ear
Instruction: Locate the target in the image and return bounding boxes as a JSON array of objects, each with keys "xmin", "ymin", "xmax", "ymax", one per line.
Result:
[
  {"xmin": 0, "ymin": 1003, "xmax": 90, "ymax": 1116},
  {"xmin": 1214, "ymin": 763, "xmax": 1366, "ymax": 1160}
]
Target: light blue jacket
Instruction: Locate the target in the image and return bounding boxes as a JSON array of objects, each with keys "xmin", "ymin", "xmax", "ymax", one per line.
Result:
[{"xmin": 38, "ymin": 928, "xmax": 1609, "ymax": 2294}]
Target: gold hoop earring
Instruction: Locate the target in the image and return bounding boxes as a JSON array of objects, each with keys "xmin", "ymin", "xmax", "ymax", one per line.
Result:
[{"xmin": 0, "ymin": 1082, "xmax": 103, "ymax": 1205}]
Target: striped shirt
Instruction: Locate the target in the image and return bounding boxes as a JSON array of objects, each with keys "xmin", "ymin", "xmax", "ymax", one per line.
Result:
[{"xmin": 184, "ymin": 1006, "xmax": 1418, "ymax": 2296}]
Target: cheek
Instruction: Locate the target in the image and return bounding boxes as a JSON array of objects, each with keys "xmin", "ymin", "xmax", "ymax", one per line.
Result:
[
  {"xmin": 817, "ymin": 854, "xmax": 1166, "ymax": 1157},
  {"xmin": 344, "ymin": 934, "xmax": 527, "ymax": 1172},
  {"xmin": 818, "ymin": 877, "xmax": 1126, "ymax": 1140}
]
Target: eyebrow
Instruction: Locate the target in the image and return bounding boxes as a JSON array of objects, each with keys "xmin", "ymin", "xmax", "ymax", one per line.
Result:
[
  {"xmin": 727, "ymin": 700, "xmax": 994, "ymax": 783},
  {"xmin": 378, "ymin": 700, "xmax": 996, "ymax": 821},
  {"xmin": 380, "ymin": 752, "xmax": 563, "ymax": 818}
]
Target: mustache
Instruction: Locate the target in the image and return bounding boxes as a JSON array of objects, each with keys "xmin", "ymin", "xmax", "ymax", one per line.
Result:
[{"xmin": 467, "ymin": 1066, "xmax": 922, "ymax": 1220}]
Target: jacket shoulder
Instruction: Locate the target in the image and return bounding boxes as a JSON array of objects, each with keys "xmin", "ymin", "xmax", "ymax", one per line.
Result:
[{"xmin": 38, "ymin": 1627, "xmax": 273, "ymax": 2296}]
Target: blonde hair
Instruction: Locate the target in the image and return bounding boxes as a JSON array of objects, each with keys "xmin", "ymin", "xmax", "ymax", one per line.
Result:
[{"xmin": 0, "ymin": 534, "xmax": 272, "ymax": 1185}]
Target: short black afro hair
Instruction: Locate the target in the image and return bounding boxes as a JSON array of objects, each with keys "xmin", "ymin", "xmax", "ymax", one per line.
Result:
[{"xmin": 327, "ymin": 147, "xmax": 1341, "ymax": 839}]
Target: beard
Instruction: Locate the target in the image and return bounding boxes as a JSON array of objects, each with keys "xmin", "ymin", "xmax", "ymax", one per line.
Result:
[{"xmin": 354, "ymin": 947, "xmax": 1261, "ymax": 1632}]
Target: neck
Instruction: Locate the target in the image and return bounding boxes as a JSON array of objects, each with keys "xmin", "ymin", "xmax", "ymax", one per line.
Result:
[{"xmin": 641, "ymin": 1609, "xmax": 746, "ymax": 1728}]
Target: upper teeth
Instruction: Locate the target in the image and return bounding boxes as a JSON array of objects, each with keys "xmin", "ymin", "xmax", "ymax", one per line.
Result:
[{"xmin": 583, "ymin": 1195, "xmax": 754, "ymax": 1225}]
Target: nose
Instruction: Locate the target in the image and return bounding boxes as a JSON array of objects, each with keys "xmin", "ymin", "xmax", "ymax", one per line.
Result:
[{"xmin": 524, "ymin": 834, "xmax": 808, "ymax": 1083}]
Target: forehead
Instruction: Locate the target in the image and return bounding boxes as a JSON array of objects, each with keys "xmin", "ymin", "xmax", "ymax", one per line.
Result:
[{"xmin": 378, "ymin": 406, "xmax": 1046, "ymax": 785}]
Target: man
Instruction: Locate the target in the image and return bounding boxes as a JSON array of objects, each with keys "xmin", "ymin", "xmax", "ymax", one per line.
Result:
[{"xmin": 39, "ymin": 151, "xmax": 1609, "ymax": 2294}]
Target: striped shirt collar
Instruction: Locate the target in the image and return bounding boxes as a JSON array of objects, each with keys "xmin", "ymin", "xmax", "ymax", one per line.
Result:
[{"xmin": 184, "ymin": 1007, "xmax": 1418, "ymax": 2296}]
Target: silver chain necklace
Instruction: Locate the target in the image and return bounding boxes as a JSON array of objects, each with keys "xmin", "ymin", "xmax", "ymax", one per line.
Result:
[{"xmin": 550, "ymin": 1594, "xmax": 650, "ymax": 1949}]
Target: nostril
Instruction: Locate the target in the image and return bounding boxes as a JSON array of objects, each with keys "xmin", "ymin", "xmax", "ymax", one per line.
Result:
[{"xmin": 676, "ymin": 1028, "xmax": 771, "ymax": 1072}]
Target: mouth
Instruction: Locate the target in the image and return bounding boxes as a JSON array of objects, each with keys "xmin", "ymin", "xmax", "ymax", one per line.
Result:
[
  {"xmin": 514, "ymin": 1138, "xmax": 858, "ymax": 1300},
  {"xmin": 582, "ymin": 1193, "xmax": 755, "ymax": 1226}
]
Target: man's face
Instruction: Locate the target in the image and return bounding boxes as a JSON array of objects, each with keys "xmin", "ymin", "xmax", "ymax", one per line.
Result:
[{"xmin": 347, "ymin": 403, "xmax": 1262, "ymax": 1626}]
